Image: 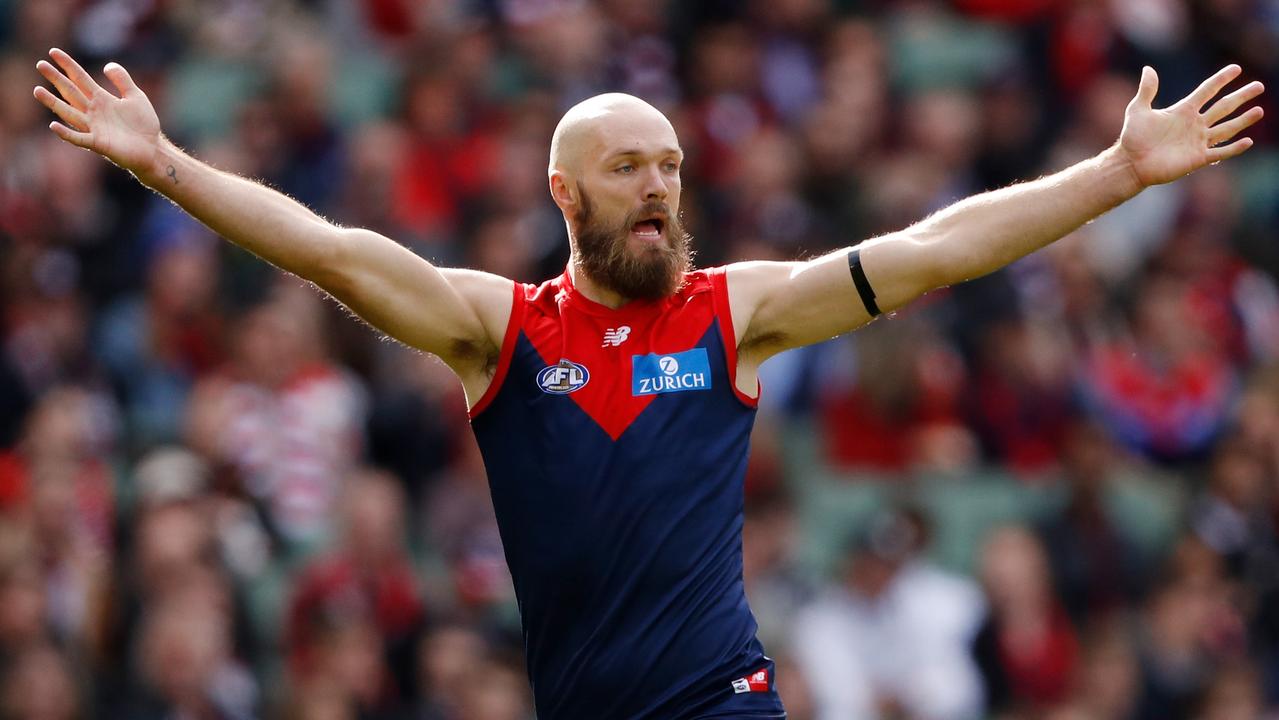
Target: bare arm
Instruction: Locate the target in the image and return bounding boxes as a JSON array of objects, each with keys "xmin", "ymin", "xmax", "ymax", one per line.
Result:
[
  {"xmin": 33, "ymin": 49, "xmax": 510, "ymax": 385},
  {"xmin": 731, "ymin": 65, "xmax": 1265, "ymax": 365}
]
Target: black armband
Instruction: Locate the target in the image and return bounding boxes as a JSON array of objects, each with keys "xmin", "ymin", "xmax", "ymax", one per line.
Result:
[{"xmin": 847, "ymin": 248, "xmax": 881, "ymax": 317}]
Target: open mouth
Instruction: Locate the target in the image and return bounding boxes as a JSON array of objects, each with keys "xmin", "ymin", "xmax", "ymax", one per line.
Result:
[{"xmin": 631, "ymin": 217, "xmax": 665, "ymax": 238}]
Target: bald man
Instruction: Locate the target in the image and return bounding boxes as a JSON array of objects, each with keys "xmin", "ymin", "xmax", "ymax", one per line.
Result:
[{"xmin": 34, "ymin": 47, "xmax": 1264, "ymax": 719}]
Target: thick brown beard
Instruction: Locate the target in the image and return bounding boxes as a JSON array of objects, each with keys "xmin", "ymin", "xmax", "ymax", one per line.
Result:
[{"xmin": 571, "ymin": 183, "xmax": 692, "ymax": 301}]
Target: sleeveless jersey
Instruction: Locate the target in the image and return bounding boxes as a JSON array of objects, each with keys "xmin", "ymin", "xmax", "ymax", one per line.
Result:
[{"xmin": 469, "ymin": 267, "xmax": 785, "ymax": 719}]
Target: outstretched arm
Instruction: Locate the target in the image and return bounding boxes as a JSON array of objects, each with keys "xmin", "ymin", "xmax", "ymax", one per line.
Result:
[
  {"xmin": 32, "ymin": 49, "xmax": 511, "ymax": 389},
  {"xmin": 729, "ymin": 65, "xmax": 1265, "ymax": 365}
]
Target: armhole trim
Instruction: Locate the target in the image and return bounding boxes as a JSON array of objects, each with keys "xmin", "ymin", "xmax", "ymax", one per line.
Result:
[
  {"xmin": 710, "ymin": 267, "xmax": 760, "ymax": 409},
  {"xmin": 469, "ymin": 281, "xmax": 525, "ymax": 419}
]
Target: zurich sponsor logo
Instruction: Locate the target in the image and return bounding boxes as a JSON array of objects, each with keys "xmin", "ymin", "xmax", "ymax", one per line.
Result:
[
  {"xmin": 537, "ymin": 359, "xmax": 590, "ymax": 395},
  {"xmin": 632, "ymin": 348, "xmax": 712, "ymax": 396}
]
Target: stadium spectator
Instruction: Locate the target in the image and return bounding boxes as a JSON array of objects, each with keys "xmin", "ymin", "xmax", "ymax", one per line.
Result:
[
  {"xmin": 96, "ymin": 236, "xmax": 224, "ymax": 451},
  {"xmin": 1037, "ymin": 420, "xmax": 1146, "ymax": 624},
  {"xmin": 411, "ymin": 620, "xmax": 488, "ymax": 720},
  {"xmin": 1133, "ymin": 537, "xmax": 1249, "ymax": 719},
  {"xmin": 818, "ymin": 316, "xmax": 975, "ymax": 474},
  {"xmin": 1078, "ymin": 269, "xmax": 1239, "ymax": 463},
  {"xmin": 793, "ymin": 509, "xmax": 985, "ymax": 719},
  {"xmin": 973, "ymin": 525, "xmax": 1080, "ymax": 715},
  {"xmin": 742, "ymin": 490, "xmax": 812, "ymax": 653},
  {"xmin": 0, "ymin": 642, "xmax": 83, "ymax": 720},
  {"xmin": 962, "ymin": 317, "xmax": 1077, "ymax": 475},
  {"xmin": 420, "ymin": 436, "xmax": 512, "ymax": 614},
  {"xmin": 124, "ymin": 580, "xmax": 256, "ymax": 720},
  {"xmin": 187, "ymin": 285, "xmax": 365, "ymax": 553},
  {"xmin": 1190, "ymin": 434, "xmax": 1278, "ymax": 580},
  {"xmin": 286, "ymin": 468, "xmax": 424, "ymax": 709}
]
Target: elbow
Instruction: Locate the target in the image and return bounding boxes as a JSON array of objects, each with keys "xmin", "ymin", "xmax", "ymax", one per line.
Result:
[{"xmin": 892, "ymin": 229, "xmax": 950, "ymax": 293}]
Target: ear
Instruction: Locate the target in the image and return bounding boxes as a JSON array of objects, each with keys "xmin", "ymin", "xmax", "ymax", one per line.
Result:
[{"xmin": 548, "ymin": 170, "xmax": 575, "ymax": 211}]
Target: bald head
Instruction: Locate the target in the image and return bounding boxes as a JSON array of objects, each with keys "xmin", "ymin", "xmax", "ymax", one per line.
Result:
[
  {"xmin": 545, "ymin": 93, "xmax": 689, "ymax": 303},
  {"xmin": 549, "ymin": 93, "xmax": 678, "ymax": 176}
]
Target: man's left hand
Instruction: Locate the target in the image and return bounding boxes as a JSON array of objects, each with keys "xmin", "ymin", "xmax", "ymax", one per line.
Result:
[{"xmin": 1119, "ymin": 64, "xmax": 1265, "ymax": 188}]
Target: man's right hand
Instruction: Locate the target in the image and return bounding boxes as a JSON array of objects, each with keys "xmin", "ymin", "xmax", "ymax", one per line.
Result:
[
  {"xmin": 31, "ymin": 47, "xmax": 514, "ymax": 408},
  {"xmin": 34, "ymin": 48, "xmax": 162, "ymax": 178}
]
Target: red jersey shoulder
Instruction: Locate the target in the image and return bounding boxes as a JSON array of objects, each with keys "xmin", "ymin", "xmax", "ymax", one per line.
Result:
[
  {"xmin": 522, "ymin": 274, "xmax": 564, "ymax": 317},
  {"xmin": 677, "ymin": 269, "xmax": 716, "ymax": 301}
]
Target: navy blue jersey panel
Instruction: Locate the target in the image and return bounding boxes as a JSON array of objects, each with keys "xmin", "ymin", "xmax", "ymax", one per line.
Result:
[{"xmin": 471, "ymin": 319, "xmax": 782, "ymax": 719}]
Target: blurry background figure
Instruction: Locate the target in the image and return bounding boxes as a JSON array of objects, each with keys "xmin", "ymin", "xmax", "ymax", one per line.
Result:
[
  {"xmin": 186, "ymin": 283, "xmax": 366, "ymax": 556},
  {"xmin": 793, "ymin": 508, "xmax": 986, "ymax": 720},
  {"xmin": 3, "ymin": 0, "xmax": 1279, "ymax": 717},
  {"xmin": 0, "ymin": 642, "xmax": 82, "ymax": 720},
  {"xmin": 742, "ymin": 489, "xmax": 811, "ymax": 653},
  {"xmin": 817, "ymin": 317, "xmax": 975, "ymax": 475},
  {"xmin": 973, "ymin": 525, "xmax": 1079, "ymax": 717},
  {"xmin": 1036, "ymin": 420, "xmax": 1146, "ymax": 626},
  {"xmin": 96, "ymin": 234, "xmax": 224, "ymax": 453},
  {"xmin": 127, "ymin": 578, "xmax": 256, "ymax": 720},
  {"xmin": 286, "ymin": 468, "xmax": 424, "ymax": 713}
]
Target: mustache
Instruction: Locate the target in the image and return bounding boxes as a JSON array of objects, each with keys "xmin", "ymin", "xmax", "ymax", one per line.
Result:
[{"xmin": 625, "ymin": 201, "xmax": 670, "ymax": 225}]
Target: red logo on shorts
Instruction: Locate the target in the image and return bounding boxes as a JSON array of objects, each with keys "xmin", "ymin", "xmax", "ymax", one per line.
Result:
[{"xmin": 733, "ymin": 667, "xmax": 771, "ymax": 693}]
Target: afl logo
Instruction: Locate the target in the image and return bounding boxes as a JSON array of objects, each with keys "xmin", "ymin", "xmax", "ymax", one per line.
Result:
[{"xmin": 537, "ymin": 359, "xmax": 590, "ymax": 395}]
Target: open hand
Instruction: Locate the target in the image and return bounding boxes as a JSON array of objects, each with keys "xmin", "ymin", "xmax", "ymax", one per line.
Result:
[
  {"xmin": 32, "ymin": 48, "xmax": 161, "ymax": 175},
  {"xmin": 1119, "ymin": 65, "xmax": 1264, "ymax": 188}
]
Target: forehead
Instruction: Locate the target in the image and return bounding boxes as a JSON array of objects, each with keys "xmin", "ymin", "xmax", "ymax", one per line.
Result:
[{"xmin": 582, "ymin": 109, "xmax": 681, "ymax": 161}]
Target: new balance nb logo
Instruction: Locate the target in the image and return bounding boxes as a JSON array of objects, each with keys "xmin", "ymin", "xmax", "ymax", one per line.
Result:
[
  {"xmin": 602, "ymin": 326, "xmax": 631, "ymax": 347},
  {"xmin": 731, "ymin": 666, "xmax": 771, "ymax": 694}
]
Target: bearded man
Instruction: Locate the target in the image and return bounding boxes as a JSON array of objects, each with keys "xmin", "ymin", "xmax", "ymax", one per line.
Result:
[{"xmin": 33, "ymin": 47, "xmax": 1263, "ymax": 719}]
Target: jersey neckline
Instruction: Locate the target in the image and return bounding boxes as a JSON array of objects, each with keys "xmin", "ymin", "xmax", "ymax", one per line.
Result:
[{"xmin": 556, "ymin": 266, "xmax": 684, "ymax": 320}]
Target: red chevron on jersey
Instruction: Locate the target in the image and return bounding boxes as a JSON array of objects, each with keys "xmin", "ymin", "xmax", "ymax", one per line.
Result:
[{"xmin": 519, "ymin": 269, "xmax": 719, "ymax": 440}]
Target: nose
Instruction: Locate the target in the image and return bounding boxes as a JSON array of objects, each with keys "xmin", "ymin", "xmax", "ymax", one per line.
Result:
[{"xmin": 641, "ymin": 164, "xmax": 668, "ymax": 201}]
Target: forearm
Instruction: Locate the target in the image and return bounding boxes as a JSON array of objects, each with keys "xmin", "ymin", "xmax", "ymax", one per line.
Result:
[
  {"xmin": 909, "ymin": 145, "xmax": 1144, "ymax": 288},
  {"xmin": 136, "ymin": 136, "xmax": 342, "ymax": 280}
]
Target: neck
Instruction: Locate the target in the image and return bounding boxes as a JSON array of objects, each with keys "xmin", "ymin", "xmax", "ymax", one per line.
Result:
[{"xmin": 568, "ymin": 255, "xmax": 631, "ymax": 309}]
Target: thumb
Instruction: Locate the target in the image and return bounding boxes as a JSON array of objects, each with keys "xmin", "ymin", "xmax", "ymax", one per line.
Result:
[
  {"xmin": 103, "ymin": 62, "xmax": 140, "ymax": 98},
  {"xmin": 1134, "ymin": 66, "xmax": 1159, "ymax": 109}
]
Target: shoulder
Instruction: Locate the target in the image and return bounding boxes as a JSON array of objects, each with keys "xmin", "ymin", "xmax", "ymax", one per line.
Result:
[
  {"xmin": 441, "ymin": 267, "xmax": 516, "ymax": 302},
  {"xmin": 719, "ymin": 260, "xmax": 801, "ymax": 294},
  {"xmin": 677, "ymin": 268, "xmax": 720, "ymax": 298},
  {"xmin": 439, "ymin": 267, "xmax": 516, "ymax": 330}
]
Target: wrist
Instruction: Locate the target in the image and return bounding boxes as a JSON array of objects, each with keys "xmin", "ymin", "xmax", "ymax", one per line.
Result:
[
  {"xmin": 135, "ymin": 135, "xmax": 178, "ymax": 189},
  {"xmin": 1100, "ymin": 144, "xmax": 1147, "ymax": 200}
]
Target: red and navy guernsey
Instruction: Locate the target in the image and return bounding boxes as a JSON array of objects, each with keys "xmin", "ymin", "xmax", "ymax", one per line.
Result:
[{"xmin": 469, "ymin": 267, "xmax": 785, "ymax": 719}]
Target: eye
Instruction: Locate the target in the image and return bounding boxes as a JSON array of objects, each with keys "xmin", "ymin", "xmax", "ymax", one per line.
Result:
[
  {"xmin": 663, "ymin": 161, "xmax": 679, "ymax": 173},
  {"xmin": 616, "ymin": 164, "xmax": 635, "ymax": 174}
]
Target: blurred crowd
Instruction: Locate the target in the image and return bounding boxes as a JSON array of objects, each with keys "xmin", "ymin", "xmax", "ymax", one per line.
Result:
[{"xmin": 2, "ymin": 0, "xmax": 1279, "ymax": 718}]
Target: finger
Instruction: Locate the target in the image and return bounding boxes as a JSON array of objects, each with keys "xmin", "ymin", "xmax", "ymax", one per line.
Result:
[
  {"xmin": 1203, "ymin": 81, "xmax": 1265, "ymax": 124},
  {"xmin": 1209, "ymin": 106, "xmax": 1265, "ymax": 145},
  {"xmin": 1187, "ymin": 64, "xmax": 1242, "ymax": 110},
  {"xmin": 33, "ymin": 86, "xmax": 90, "ymax": 131},
  {"xmin": 48, "ymin": 121, "xmax": 94, "ymax": 150},
  {"xmin": 1135, "ymin": 66, "xmax": 1159, "ymax": 108},
  {"xmin": 48, "ymin": 47, "xmax": 102, "ymax": 98},
  {"xmin": 104, "ymin": 62, "xmax": 141, "ymax": 99},
  {"xmin": 36, "ymin": 59, "xmax": 90, "ymax": 110},
  {"xmin": 1207, "ymin": 137, "xmax": 1254, "ymax": 163}
]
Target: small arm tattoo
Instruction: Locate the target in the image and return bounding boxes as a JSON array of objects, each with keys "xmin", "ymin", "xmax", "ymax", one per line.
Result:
[{"xmin": 166, "ymin": 165, "xmax": 179, "ymax": 184}]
